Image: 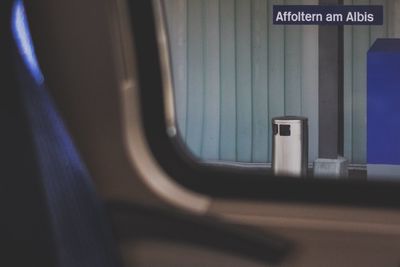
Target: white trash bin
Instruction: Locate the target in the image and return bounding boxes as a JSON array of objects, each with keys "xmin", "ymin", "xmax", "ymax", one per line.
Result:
[{"xmin": 272, "ymin": 116, "xmax": 308, "ymax": 177}]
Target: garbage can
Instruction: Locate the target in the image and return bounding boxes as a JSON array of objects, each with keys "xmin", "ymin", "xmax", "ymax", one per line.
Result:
[{"xmin": 272, "ymin": 116, "xmax": 308, "ymax": 177}]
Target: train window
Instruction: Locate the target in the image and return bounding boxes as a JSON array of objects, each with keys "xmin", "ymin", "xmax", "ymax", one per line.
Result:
[
  {"xmin": 129, "ymin": 0, "xmax": 400, "ymax": 207},
  {"xmin": 159, "ymin": 0, "xmax": 400, "ymax": 181}
]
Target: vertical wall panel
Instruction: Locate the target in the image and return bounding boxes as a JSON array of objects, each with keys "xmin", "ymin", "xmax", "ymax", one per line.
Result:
[
  {"xmin": 251, "ymin": 0, "xmax": 269, "ymax": 162},
  {"xmin": 301, "ymin": 0, "xmax": 319, "ymax": 162},
  {"xmin": 202, "ymin": 0, "xmax": 220, "ymax": 160},
  {"xmin": 351, "ymin": 17, "xmax": 369, "ymax": 164},
  {"xmin": 284, "ymin": 0, "xmax": 302, "ymax": 115},
  {"xmin": 219, "ymin": 0, "xmax": 237, "ymax": 161},
  {"xmin": 186, "ymin": 0, "xmax": 204, "ymax": 156},
  {"xmin": 387, "ymin": 1, "xmax": 400, "ymax": 37},
  {"xmin": 343, "ymin": 0, "xmax": 353, "ymax": 161},
  {"xmin": 393, "ymin": 2, "xmax": 400, "ymax": 35},
  {"xmin": 390, "ymin": 1, "xmax": 400, "ymax": 36},
  {"xmin": 267, "ymin": 0, "xmax": 285, "ymax": 162},
  {"xmin": 387, "ymin": 0, "xmax": 395, "ymax": 37},
  {"xmin": 164, "ymin": 0, "xmax": 187, "ymax": 140},
  {"xmin": 370, "ymin": 0, "xmax": 387, "ymax": 45},
  {"xmin": 235, "ymin": 0, "xmax": 253, "ymax": 161}
]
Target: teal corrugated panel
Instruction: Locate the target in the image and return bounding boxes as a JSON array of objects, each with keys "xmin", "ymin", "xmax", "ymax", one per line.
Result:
[
  {"xmin": 235, "ymin": 0, "xmax": 253, "ymax": 162},
  {"xmin": 219, "ymin": 0, "xmax": 237, "ymax": 161},
  {"xmin": 186, "ymin": 0, "xmax": 204, "ymax": 156},
  {"xmin": 202, "ymin": 0, "xmax": 221, "ymax": 160},
  {"xmin": 267, "ymin": 0, "xmax": 285, "ymax": 162},
  {"xmin": 301, "ymin": 0, "xmax": 319, "ymax": 162},
  {"xmin": 251, "ymin": 0, "xmax": 269, "ymax": 162},
  {"xmin": 284, "ymin": 0, "xmax": 302, "ymax": 116}
]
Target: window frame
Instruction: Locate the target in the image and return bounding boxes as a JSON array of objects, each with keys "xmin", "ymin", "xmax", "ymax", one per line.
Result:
[{"xmin": 127, "ymin": 0, "xmax": 400, "ymax": 209}]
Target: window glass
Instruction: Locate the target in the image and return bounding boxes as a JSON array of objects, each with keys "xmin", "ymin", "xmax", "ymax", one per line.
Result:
[{"xmin": 163, "ymin": 0, "xmax": 400, "ymax": 180}]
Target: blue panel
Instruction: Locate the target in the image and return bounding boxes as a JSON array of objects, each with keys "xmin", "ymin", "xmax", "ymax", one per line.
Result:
[{"xmin": 368, "ymin": 38, "xmax": 400, "ymax": 164}]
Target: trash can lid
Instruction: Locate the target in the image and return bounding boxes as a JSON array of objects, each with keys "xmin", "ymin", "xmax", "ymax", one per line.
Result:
[{"xmin": 272, "ymin": 116, "xmax": 308, "ymax": 124}]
